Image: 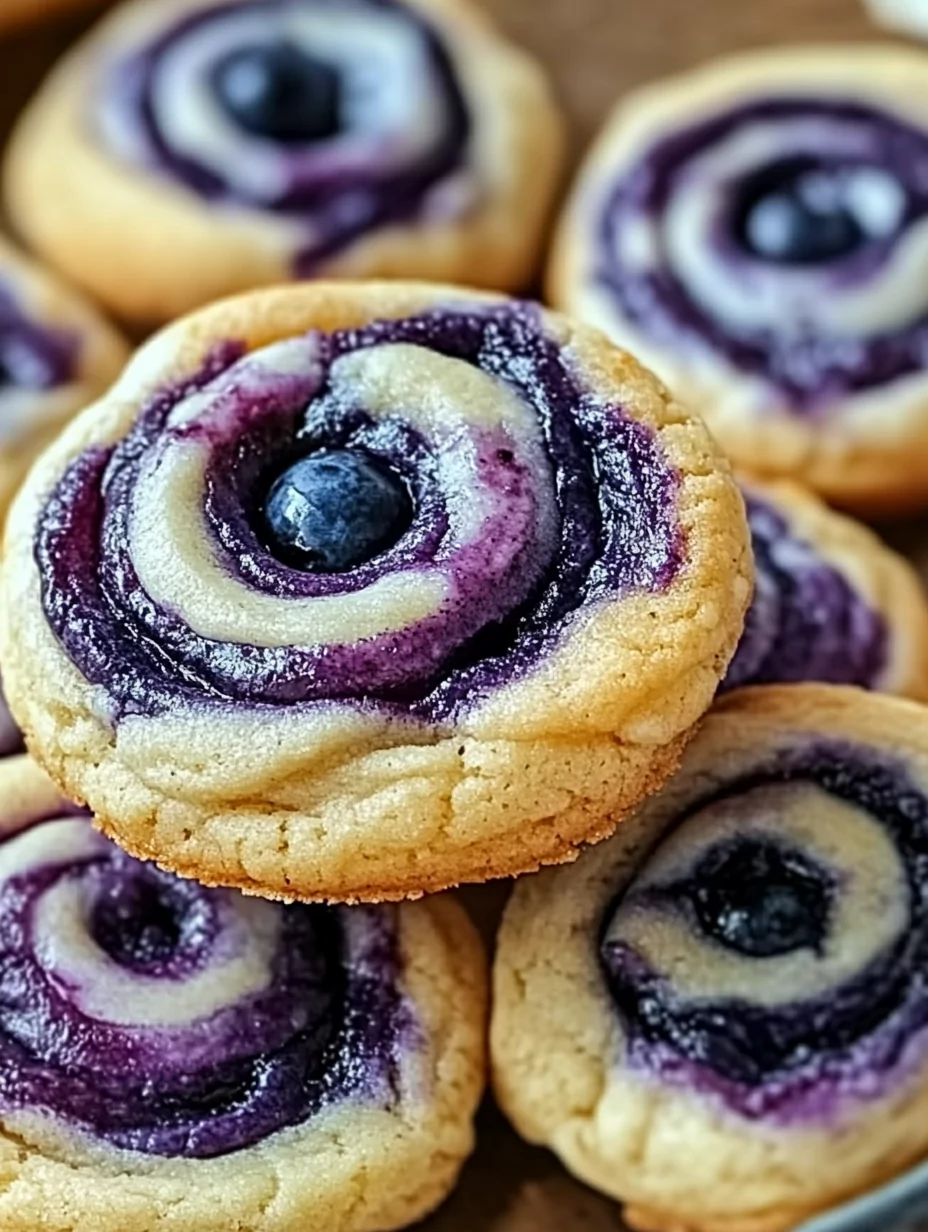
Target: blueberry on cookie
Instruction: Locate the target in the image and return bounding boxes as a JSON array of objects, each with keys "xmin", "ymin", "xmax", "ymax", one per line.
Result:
[
  {"xmin": 0, "ymin": 283, "xmax": 750, "ymax": 902},
  {"xmin": 493, "ymin": 684, "xmax": 928, "ymax": 1232},
  {"xmin": 726, "ymin": 479, "xmax": 928, "ymax": 695},
  {"xmin": 549, "ymin": 47, "xmax": 928, "ymax": 513},
  {"xmin": 4, "ymin": 0, "xmax": 564, "ymax": 324},
  {"xmin": 0, "ymin": 754, "xmax": 485, "ymax": 1232}
]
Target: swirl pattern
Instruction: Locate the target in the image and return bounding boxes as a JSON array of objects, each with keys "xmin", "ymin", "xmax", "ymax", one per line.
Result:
[
  {"xmin": 0, "ymin": 799, "xmax": 409, "ymax": 1158},
  {"xmin": 593, "ymin": 96, "xmax": 928, "ymax": 410},
  {"xmin": 723, "ymin": 493, "xmax": 887, "ymax": 691},
  {"xmin": 492, "ymin": 688, "xmax": 928, "ymax": 1231},
  {"xmin": 98, "ymin": 0, "xmax": 470, "ymax": 274},
  {"xmin": 36, "ymin": 302, "xmax": 682, "ymax": 724},
  {"xmin": 602, "ymin": 741, "xmax": 928, "ymax": 1120}
]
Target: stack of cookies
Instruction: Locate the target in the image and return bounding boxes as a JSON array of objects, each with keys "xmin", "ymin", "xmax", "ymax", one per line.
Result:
[{"xmin": 2, "ymin": 2, "xmax": 928, "ymax": 1231}]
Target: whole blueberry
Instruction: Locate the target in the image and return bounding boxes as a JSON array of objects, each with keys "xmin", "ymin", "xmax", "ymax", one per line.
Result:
[
  {"xmin": 736, "ymin": 159, "xmax": 905, "ymax": 265},
  {"xmin": 213, "ymin": 41, "xmax": 342, "ymax": 143},
  {"xmin": 262, "ymin": 450, "xmax": 412, "ymax": 572},
  {"xmin": 690, "ymin": 839, "xmax": 830, "ymax": 958}
]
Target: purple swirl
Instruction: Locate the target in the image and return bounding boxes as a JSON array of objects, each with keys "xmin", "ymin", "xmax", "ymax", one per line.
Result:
[
  {"xmin": 723, "ymin": 495, "xmax": 887, "ymax": 691},
  {"xmin": 35, "ymin": 302, "xmax": 682, "ymax": 728},
  {"xmin": 602, "ymin": 742, "xmax": 928, "ymax": 1122},
  {"xmin": 0, "ymin": 808, "xmax": 411, "ymax": 1157},
  {"xmin": 96, "ymin": 0, "xmax": 471, "ymax": 274},
  {"xmin": 597, "ymin": 99, "xmax": 928, "ymax": 409}
]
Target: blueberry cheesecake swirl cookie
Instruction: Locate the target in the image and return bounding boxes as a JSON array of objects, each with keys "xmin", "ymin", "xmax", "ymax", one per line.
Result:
[
  {"xmin": 0, "ymin": 236, "xmax": 129, "ymax": 526},
  {"xmin": 4, "ymin": 0, "xmax": 563, "ymax": 326},
  {"xmin": 0, "ymin": 283, "xmax": 750, "ymax": 902},
  {"xmin": 492, "ymin": 684, "xmax": 928, "ymax": 1232},
  {"xmin": 0, "ymin": 238, "xmax": 127, "ymax": 763},
  {"xmin": 549, "ymin": 47, "xmax": 928, "ymax": 513},
  {"xmin": 726, "ymin": 479, "xmax": 928, "ymax": 696},
  {"xmin": 0, "ymin": 754, "xmax": 486, "ymax": 1232}
]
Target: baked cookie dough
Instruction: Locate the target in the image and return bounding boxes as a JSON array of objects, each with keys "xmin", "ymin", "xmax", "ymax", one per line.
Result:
[
  {"xmin": 493, "ymin": 684, "xmax": 928, "ymax": 1232},
  {"xmin": 549, "ymin": 46, "xmax": 928, "ymax": 514},
  {"xmin": 4, "ymin": 0, "xmax": 564, "ymax": 325},
  {"xmin": 0, "ymin": 282, "xmax": 751, "ymax": 902},
  {"xmin": 0, "ymin": 753, "xmax": 486, "ymax": 1232},
  {"xmin": 725, "ymin": 478, "xmax": 928, "ymax": 695}
]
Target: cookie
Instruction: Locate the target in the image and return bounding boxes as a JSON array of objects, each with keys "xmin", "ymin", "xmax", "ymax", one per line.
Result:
[
  {"xmin": 0, "ymin": 236, "xmax": 129, "ymax": 525},
  {"xmin": 864, "ymin": 0, "xmax": 928, "ymax": 39},
  {"xmin": 725, "ymin": 478, "xmax": 928, "ymax": 695},
  {"xmin": 492, "ymin": 683, "xmax": 928, "ymax": 1232},
  {"xmin": 4, "ymin": 0, "xmax": 564, "ymax": 327},
  {"xmin": 0, "ymin": 237, "xmax": 128, "ymax": 763},
  {"xmin": 0, "ymin": 753, "xmax": 486, "ymax": 1232},
  {"xmin": 0, "ymin": 282, "xmax": 751, "ymax": 903},
  {"xmin": 548, "ymin": 46, "xmax": 928, "ymax": 514}
]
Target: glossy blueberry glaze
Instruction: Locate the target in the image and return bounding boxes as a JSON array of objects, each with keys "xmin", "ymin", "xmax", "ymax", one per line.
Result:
[
  {"xmin": 99, "ymin": 0, "xmax": 471, "ymax": 274},
  {"xmin": 35, "ymin": 303, "xmax": 683, "ymax": 725},
  {"xmin": 597, "ymin": 99, "xmax": 928, "ymax": 408},
  {"xmin": 722, "ymin": 495, "xmax": 888, "ymax": 691},
  {"xmin": 0, "ymin": 283, "xmax": 77, "ymax": 395},
  {"xmin": 0, "ymin": 813, "xmax": 410, "ymax": 1157},
  {"xmin": 601, "ymin": 742, "xmax": 928, "ymax": 1121}
]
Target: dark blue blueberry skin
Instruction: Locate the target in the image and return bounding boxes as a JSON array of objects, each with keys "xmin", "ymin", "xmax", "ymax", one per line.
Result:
[
  {"xmin": 212, "ymin": 42, "xmax": 342, "ymax": 144},
  {"xmin": 262, "ymin": 449, "xmax": 413, "ymax": 572},
  {"xmin": 737, "ymin": 160, "xmax": 866, "ymax": 264},
  {"xmin": 690, "ymin": 838, "xmax": 831, "ymax": 958}
]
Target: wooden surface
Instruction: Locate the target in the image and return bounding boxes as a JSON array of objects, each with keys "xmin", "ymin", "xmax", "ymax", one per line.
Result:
[{"xmin": 0, "ymin": 0, "xmax": 918, "ymax": 1229}]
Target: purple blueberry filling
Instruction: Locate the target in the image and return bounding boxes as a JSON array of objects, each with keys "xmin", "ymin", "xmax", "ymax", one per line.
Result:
[
  {"xmin": 35, "ymin": 303, "xmax": 683, "ymax": 726},
  {"xmin": 97, "ymin": 0, "xmax": 471, "ymax": 274},
  {"xmin": 722, "ymin": 495, "xmax": 888, "ymax": 691},
  {"xmin": 0, "ymin": 813, "xmax": 411, "ymax": 1158},
  {"xmin": 0, "ymin": 679, "xmax": 23, "ymax": 759},
  {"xmin": 601, "ymin": 742, "xmax": 928, "ymax": 1121},
  {"xmin": 597, "ymin": 99, "xmax": 928, "ymax": 408},
  {"xmin": 0, "ymin": 283, "xmax": 77, "ymax": 395}
]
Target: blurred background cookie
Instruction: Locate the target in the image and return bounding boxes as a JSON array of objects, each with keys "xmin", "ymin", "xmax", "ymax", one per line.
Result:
[
  {"xmin": 0, "ymin": 753, "xmax": 486, "ymax": 1232},
  {"xmin": 0, "ymin": 281, "xmax": 750, "ymax": 902},
  {"xmin": 4, "ymin": 0, "xmax": 564, "ymax": 325},
  {"xmin": 549, "ymin": 46, "xmax": 928, "ymax": 514},
  {"xmin": 493, "ymin": 684, "xmax": 928, "ymax": 1232},
  {"xmin": 726, "ymin": 478, "xmax": 928, "ymax": 695},
  {"xmin": 0, "ymin": 236, "xmax": 128, "ymax": 763}
]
